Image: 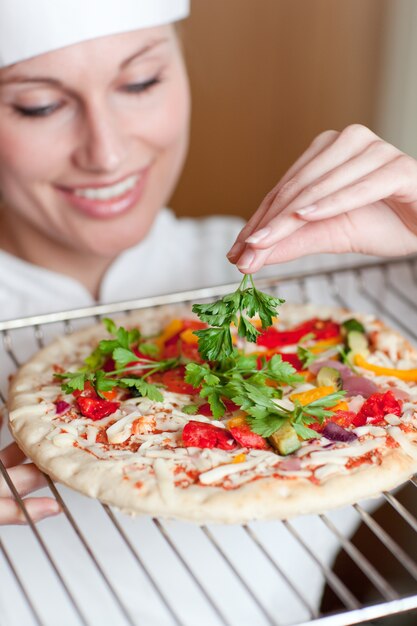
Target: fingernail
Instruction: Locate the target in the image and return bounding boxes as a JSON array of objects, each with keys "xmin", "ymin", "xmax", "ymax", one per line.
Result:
[
  {"xmin": 237, "ymin": 249, "xmax": 255, "ymax": 269},
  {"xmin": 245, "ymin": 227, "xmax": 271, "ymax": 244},
  {"xmin": 296, "ymin": 205, "xmax": 317, "ymax": 216},
  {"xmin": 227, "ymin": 242, "xmax": 244, "ymax": 259}
]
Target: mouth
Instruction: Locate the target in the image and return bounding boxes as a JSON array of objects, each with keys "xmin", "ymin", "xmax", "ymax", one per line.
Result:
[
  {"xmin": 72, "ymin": 173, "xmax": 140, "ymax": 200},
  {"xmin": 56, "ymin": 169, "xmax": 150, "ymax": 218}
]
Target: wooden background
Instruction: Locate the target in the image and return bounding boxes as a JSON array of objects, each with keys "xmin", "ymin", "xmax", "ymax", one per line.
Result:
[{"xmin": 171, "ymin": 0, "xmax": 385, "ymax": 219}]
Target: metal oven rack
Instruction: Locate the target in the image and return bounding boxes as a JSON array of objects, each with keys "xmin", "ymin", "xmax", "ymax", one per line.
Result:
[{"xmin": 0, "ymin": 257, "xmax": 417, "ymax": 626}]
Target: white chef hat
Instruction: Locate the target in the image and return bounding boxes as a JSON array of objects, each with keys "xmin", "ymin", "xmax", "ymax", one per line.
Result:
[{"xmin": 0, "ymin": 0, "xmax": 190, "ymax": 68}]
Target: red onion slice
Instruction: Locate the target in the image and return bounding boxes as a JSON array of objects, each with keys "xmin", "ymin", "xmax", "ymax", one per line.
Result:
[
  {"xmin": 55, "ymin": 401, "xmax": 70, "ymax": 415},
  {"xmin": 322, "ymin": 422, "xmax": 357, "ymax": 443},
  {"xmin": 342, "ymin": 376, "xmax": 378, "ymax": 398},
  {"xmin": 309, "ymin": 359, "xmax": 352, "ymax": 379}
]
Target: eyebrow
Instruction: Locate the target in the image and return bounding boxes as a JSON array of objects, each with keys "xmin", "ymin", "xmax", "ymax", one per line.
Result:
[{"xmin": 0, "ymin": 38, "xmax": 168, "ymax": 86}]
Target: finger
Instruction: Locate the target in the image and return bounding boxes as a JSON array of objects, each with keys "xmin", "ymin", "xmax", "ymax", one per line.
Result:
[
  {"xmin": 244, "ymin": 145, "xmax": 398, "ymax": 252},
  {"xmin": 236, "ymin": 124, "xmax": 379, "ymax": 252},
  {"xmin": 293, "ymin": 154, "xmax": 417, "ymax": 222},
  {"xmin": 0, "ymin": 463, "xmax": 47, "ymax": 498},
  {"xmin": 227, "ymin": 129, "xmax": 340, "ymax": 260},
  {"xmin": 0, "ymin": 497, "xmax": 61, "ymax": 525},
  {"xmin": 248, "ymin": 138, "xmax": 398, "ymax": 247},
  {"xmin": 239, "ymin": 204, "xmax": 417, "ymax": 272},
  {"xmin": 0, "ymin": 442, "xmax": 26, "ymax": 468},
  {"xmin": 240, "ymin": 153, "xmax": 414, "ymax": 253}
]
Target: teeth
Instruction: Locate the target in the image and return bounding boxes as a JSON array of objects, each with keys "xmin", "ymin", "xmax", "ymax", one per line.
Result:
[{"xmin": 73, "ymin": 174, "xmax": 139, "ymax": 200}]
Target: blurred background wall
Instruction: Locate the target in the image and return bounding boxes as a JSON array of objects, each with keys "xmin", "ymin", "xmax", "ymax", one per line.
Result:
[{"xmin": 170, "ymin": 0, "xmax": 415, "ymax": 220}]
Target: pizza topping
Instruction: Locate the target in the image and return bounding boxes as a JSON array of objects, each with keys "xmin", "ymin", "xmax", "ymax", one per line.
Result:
[
  {"xmin": 229, "ymin": 422, "xmax": 270, "ymax": 450},
  {"xmin": 322, "ymin": 421, "xmax": 357, "ymax": 443},
  {"xmin": 76, "ymin": 396, "xmax": 120, "ymax": 421},
  {"xmin": 257, "ymin": 318, "xmax": 340, "ymax": 349},
  {"xmin": 354, "ymin": 391, "xmax": 402, "ymax": 426},
  {"xmin": 182, "ymin": 420, "xmax": 237, "ymax": 450},
  {"xmin": 268, "ymin": 422, "xmax": 300, "ymax": 455},
  {"xmin": 354, "ymin": 353, "xmax": 417, "ymax": 382},
  {"xmin": 316, "ymin": 366, "xmax": 343, "ymax": 390},
  {"xmin": 342, "ymin": 375, "xmax": 379, "ymax": 398},
  {"xmin": 55, "ymin": 400, "xmax": 70, "ymax": 414}
]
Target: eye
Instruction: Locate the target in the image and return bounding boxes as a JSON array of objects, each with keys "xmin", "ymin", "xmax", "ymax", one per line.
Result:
[
  {"xmin": 123, "ymin": 76, "xmax": 161, "ymax": 94},
  {"xmin": 13, "ymin": 102, "xmax": 61, "ymax": 117}
]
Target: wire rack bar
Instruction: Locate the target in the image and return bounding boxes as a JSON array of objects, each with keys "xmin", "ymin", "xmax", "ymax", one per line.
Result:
[
  {"xmin": 357, "ymin": 271, "xmax": 417, "ymax": 342},
  {"xmin": 385, "ymin": 278, "xmax": 417, "ymax": 311},
  {"xmin": 243, "ymin": 524, "xmax": 318, "ymax": 619},
  {"xmin": 152, "ymin": 518, "xmax": 232, "ymax": 626},
  {"xmin": 2, "ymin": 330, "xmax": 21, "ymax": 367},
  {"xmin": 0, "ymin": 459, "xmax": 88, "ymax": 626},
  {"xmin": 0, "ymin": 538, "xmax": 43, "ymax": 626},
  {"xmin": 319, "ymin": 514, "xmax": 398, "ymax": 601},
  {"xmin": 101, "ymin": 504, "xmax": 183, "ymax": 626},
  {"xmin": 383, "ymin": 490, "xmax": 417, "ymax": 534},
  {"xmin": 353, "ymin": 504, "xmax": 417, "ymax": 582},
  {"xmin": 282, "ymin": 521, "xmax": 360, "ymax": 611},
  {"xmin": 295, "ymin": 595, "xmax": 417, "ymax": 626}
]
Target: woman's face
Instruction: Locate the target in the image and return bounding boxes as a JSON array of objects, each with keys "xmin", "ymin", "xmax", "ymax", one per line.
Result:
[{"xmin": 0, "ymin": 25, "xmax": 190, "ymax": 261}]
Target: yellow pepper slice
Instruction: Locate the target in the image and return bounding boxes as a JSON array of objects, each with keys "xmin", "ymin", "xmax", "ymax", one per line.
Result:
[
  {"xmin": 332, "ymin": 401, "xmax": 349, "ymax": 412},
  {"xmin": 354, "ymin": 353, "xmax": 417, "ymax": 382},
  {"xmin": 290, "ymin": 385, "xmax": 336, "ymax": 405},
  {"xmin": 154, "ymin": 319, "xmax": 184, "ymax": 348},
  {"xmin": 227, "ymin": 414, "xmax": 248, "ymax": 428},
  {"xmin": 233, "ymin": 453, "xmax": 247, "ymax": 464},
  {"xmin": 180, "ymin": 328, "xmax": 199, "ymax": 344},
  {"xmin": 310, "ymin": 336, "xmax": 343, "ymax": 354}
]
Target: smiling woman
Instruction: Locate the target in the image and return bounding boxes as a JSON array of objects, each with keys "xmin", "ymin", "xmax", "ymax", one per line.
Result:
[{"xmin": 0, "ymin": 27, "xmax": 191, "ymax": 294}]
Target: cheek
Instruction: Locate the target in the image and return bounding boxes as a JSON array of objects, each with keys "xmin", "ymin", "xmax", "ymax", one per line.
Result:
[
  {"xmin": 0, "ymin": 120, "xmax": 65, "ymax": 188},
  {"xmin": 128, "ymin": 76, "xmax": 190, "ymax": 151}
]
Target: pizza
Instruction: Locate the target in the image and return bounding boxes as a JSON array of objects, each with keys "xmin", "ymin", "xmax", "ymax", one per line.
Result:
[{"xmin": 7, "ymin": 300, "xmax": 417, "ymax": 524}]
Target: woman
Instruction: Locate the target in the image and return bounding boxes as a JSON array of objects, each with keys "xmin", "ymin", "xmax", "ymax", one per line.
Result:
[{"xmin": 0, "ymin": 0, "xmax": 416, "ymax": 537}]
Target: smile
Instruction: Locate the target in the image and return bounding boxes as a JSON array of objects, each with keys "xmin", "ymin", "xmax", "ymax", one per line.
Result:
[
  {"xmin": 72, "ymin": 174, "xmax": 140, "ymax": 201},
  {"xmin": 57, "ymin": 168, "xmax": 150, "ymax": 219}
]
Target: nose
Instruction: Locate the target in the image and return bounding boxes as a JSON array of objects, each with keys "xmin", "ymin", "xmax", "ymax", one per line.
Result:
[{"xmin": 73, "ymin": 98, "xmax": 127, "ymax": 174}]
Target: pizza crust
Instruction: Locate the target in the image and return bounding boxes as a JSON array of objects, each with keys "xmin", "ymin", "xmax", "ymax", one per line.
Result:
[{"xmin": 8, "ymin": 303, "xmax": 417, "ymax": 524}]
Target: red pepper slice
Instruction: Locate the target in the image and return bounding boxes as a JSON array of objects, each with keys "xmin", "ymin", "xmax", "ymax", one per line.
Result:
[
  {"xmin": 198, "ymin": 399, "xmax": 240, "ymax": 417},
  {"xmin": 182, "ymin": 420, "xmax": 237, "ymax": 450},
  {"xmin": 354, "ymin": 391, "xmax": 402, "ymax": 426},
  {"xmin": 160, "ymin": 366, "xmax": 197, "ymax": 395},
  {"xmin": 257, "ymin": 318, "xmax": 340, "ymax": 349},
  {"xmin": 229, "ymin": 424, "xmax": 269, "ymax": 450},
  {"xmin": 311, "ymin": 410, "xmax": 358, "ymax": 432},
  {"xmin": 76, "ymin": 396, "xmax": 120, "ymax": 421}
]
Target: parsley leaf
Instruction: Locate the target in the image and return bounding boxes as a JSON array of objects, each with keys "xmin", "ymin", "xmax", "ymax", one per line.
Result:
[
  {"xmin": 192, "ymin": 274, "xmax": 284, "ymax": 362},
  {"xmin": 297, "ymin": 345, "xmax": 319, "ymax": 368},
  {"xmin": 118, "ymin": 378, "xmax": 163, "ymax": 402}
]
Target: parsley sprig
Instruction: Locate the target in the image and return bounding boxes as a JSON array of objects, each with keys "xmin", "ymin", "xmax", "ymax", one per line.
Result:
[
  {"xmin": 184, "ymin": 353, "xmax": 345, "ymax": 439},
  {"xmin": 55, "ymin": 318, "xmax": 178, "ymax": 402},
  {"xmin": 192, "ymin": 274, "xmax": 284, "ymax": 362},
  {"xmin": 185, "ymin": 352, "xmax": 304, "ymax": 419}
]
